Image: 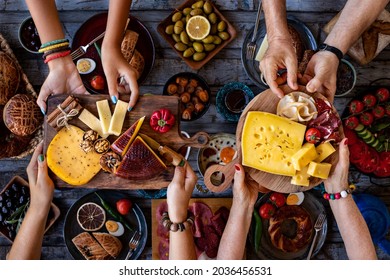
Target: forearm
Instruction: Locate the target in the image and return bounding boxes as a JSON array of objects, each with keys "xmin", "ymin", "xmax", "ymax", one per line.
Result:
[
  {"xmin": 25, "ymin": 0, "xmax": 64, "ymax": 43},
  {"xmin": 325, "ymin": 0, "xmax": 389, "ymax": 53},
  {"xmin": 169, "ymin": 230, "xmax": 197, "ymax": 260},
  {"xmin": 103, "ymin": 0, "xmax": 132, "ymax": 47},
  {"xmin": 217, "ymin": 202, "xmax": 253, "ymax": 260},
  {"xmin": 262, "ymin": 0, "xmax": 289, "ymax": 42}
]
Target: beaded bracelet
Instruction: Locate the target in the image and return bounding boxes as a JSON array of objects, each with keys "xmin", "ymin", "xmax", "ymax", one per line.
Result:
[
  {"xmin": 161, "ymin": 211, "xmax": 194, "ymax": 232},
  {"xmin": 39, "ymin": 42, "xmax": 70, "ymax": 53},
  {"xmin": 322, "ymin": 184, "xmax": 355, "ymax": 200},
  {"xmin": 40, "ymin": 38, "xmax": 69, "ymax": 49},
  {"xmin": 44, "ymin": 50, "xmax": 71, "ymax": 64},
  {"xmin": 42, "ymin": 46, "xmax": 71, "ymax": 60}
]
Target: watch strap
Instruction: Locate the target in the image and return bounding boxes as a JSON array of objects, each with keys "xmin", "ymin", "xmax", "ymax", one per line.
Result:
[{"xmin": 317, "ymin": 43, "xmax": 343, "ymax": 60}]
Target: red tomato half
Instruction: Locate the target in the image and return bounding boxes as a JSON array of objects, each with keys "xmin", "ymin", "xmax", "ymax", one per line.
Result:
[
  {"xmin": 269, "ymin": 192, "xmax": 286, "ymax": 208},
  {"xmin": 91, "ymin": 75, "xmax": 105, "ymax": 90},
  {"xmin": 343, "ymin": 127, "xmax": 359, "ymax": 146},
  {"xmin": 355, "ymin": 147, "xmax": 379, "ymax": 173}
]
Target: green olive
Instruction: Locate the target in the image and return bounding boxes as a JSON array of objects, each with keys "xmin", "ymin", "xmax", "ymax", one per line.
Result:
[
  {"xmin": 174, "ymin": 42, "xmax": 187, "ymax": 52},
  {"xmin": 217, "ymin": 21, "xmax": 226, "ymax": 32},
  {"xmin": 202, "ymin": 35, "xmax": 214, "ymax": 44},
  {"xmin": 190, "ymin": 8, "xmax": 203, "ymax": 16},
  {"xmin": 203, "ymin": 2, "xmax": 213, "ymax": 14},
  {"xmin": 172, "ymin": 11, "xmax": 182, "ymax": 22},
  {"xmin": 193, "ymin": 42, "xmax": 204, "ymax": 52},
  {"xmin": 180, "ymin": 31, "xmax": 190, "ymax": 45},
  {"xmin": 183, "ymin": 7, "xmax": 192, "ymax": 16},
  {"xmin": 186, "ymin": 14, "xmax": 191, "ymax": 23},
  {"xmin": 172, "ymin": 33, "xmax": 181, "ymax": 43},
  {"xmin": 183, "ymin": 47, "xmax": 195, "ymax": 58},
  {"xmin": 204, "ymin": 43, "xmax": 216, "ymax": 52},
  {"xmin": 192, "ymin": 0, "xmax": 204, "ymax": 9},
  {"xmin": 165, "ymin": 25, "xmax": 174, "ymax": 35},
  {"xmin": 208, "ymin": 12, "xmax": 217, "ymax": 24},
  {"xmin": 210, "ymin": 24, "xmax": 218, "ymax": 35},
  {"xmin": 218, "ymin": 31, "xmax": 230, "ymax": 41},
  {"xmin": 213, "ymin": 35, "xmax": 222, "ymax": 45},
  {"xmin": 193, "ymin": 52, "xmax": 206, "ymax": 61},
  {"xmin": 174, "ymin": 20, "xmax": 184, "ymax": 34}
]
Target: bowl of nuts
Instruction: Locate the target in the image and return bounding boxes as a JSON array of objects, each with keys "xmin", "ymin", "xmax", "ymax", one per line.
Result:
[
  {"xmin": 157, "ymin": 0, "xmax": 237, "ymax": 70},
  {"xmin": 163, "ymin": 72, "xmax": 211, "ymax": 121}
]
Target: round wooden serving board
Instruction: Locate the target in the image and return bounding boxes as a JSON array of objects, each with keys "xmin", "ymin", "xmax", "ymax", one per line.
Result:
[{"xmin": 204, "ymin": 85, "xmax": 343, "ymax": 193}]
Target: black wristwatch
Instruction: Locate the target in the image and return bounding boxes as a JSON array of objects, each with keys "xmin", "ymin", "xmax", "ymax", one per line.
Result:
[{"xmin": 317, "ymin": 43, "xmax": 344, "ymax": 60}]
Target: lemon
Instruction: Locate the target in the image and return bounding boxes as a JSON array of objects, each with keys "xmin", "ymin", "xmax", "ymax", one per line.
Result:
[
  {"xmin": 186, "ymin": 15, "xmax": 211, "ymax": 40},
  {"xmin": 76, "ymin": 202, "xmax": 106, "ymax": 231}
]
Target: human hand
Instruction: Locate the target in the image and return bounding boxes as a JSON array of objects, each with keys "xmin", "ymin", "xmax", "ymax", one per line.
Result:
[
  {"xmin": 101, "ymin": 43, "xmax": 139, "ymax": 110},
  {"xmin": 232, "ymin": 164, "xmax": 259, "ymax": 211},
  {"xmin": 299, "ymin": 51, "xmax": 339, "ymax": 103},
  {"xmin": 167, "ymin": 163, "xmax": 198, "ymax": 223},
  {"xmin": 259, "ymin": 38, "xmax": 299, "ymax": 98},
  {"xmin": 39, "ymin": 56, "xmax": 88, "ymax": 114},
  {"xmin": 26, "ymin": 142, "xmax": 54, "ymax": 212},
  {"xmin": 324, "ymin": 138, "xmax": 349, "ymax": 193}
]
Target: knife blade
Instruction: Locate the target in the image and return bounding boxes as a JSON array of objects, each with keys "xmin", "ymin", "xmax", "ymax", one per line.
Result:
[{"xmin": 139, "ymin": 134, "xmax": 185, "ymax": 167}]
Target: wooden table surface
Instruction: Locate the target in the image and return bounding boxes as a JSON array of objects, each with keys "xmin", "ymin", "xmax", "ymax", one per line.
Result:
[{"xmin": 1, "ymin": 0, "xmax": 389, "ymax": 260}]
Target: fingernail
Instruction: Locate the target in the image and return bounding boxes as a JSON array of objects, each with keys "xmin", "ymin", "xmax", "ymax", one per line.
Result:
[
  {"xmin": 235, "ymin": 164, "xmax": 240, "ymax": 171},
  {"xmin": 127, "ymin": 106, "xmax": 133, "ymax": 112},
  {"xmin": 111, "ymin": 96, "xmax": 117, "ymax": 104},
  {"xmin": 40, "ymin": 107, "xmax": 46, "ymax": 115},
  {"xmin": 344, "ymin": 138, "xmax": 348, "ymax": 145},
  {"xmin": 38, "ymin": 154, "xmax": 44, "ymax": 162}
]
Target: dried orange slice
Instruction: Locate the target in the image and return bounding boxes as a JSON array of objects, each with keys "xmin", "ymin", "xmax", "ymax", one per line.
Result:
[
  {"xmin": 76, "ymin": 202, "xmax": 106, "ymax": 231},
  {"xmin": 186, "ymin": 16, "xmax": 211, "ymax": 40}
]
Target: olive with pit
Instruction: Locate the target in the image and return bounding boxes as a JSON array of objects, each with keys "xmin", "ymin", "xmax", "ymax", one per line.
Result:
[
  {"xmin": 183, "ymin": 7, "xmax": 192, "ymax": 15},
  {"xmin": 193, "ymin": 52, "xmax": 206, "ymax": 61},
  {"xmin": 165, "ymin": 25, "xmax": 174, "ymax": 35},
  {"xmin": 172, "ymin": 11, "xmax": 183, "ymax": 22},
  {"xmin": 174, "ymin": 21, "xmax": 184, "ymax": 34},
  {"xmin": 192, "ymin": 0, "xmax": 204, "ymax": 9},
  {"xmin": 203, "ymin": 2, "xmax": 213, "ymax": 14},
  {"xmin": 208, "ymin": 12, "xmax": 218, "ymax": 24},
  {"xmin": 193, "ymin": 42, "xmax": 204, "ymax": 52},
  {"xmin": 174, "ymin": 42, "xmax": 187, "ymax": 52},
  {"xmin": 172, "ymin": 33, "xmax": 181, "ymax": 43},
  {"xmin": 204, "ymin": 43, "xmax": 216, "ymax": 52},
  {"xmin": 217, "ymin": 21, "xmax": 227, "ymax": 32},
  {"xmin": 180, "ymin": 31, "xmax": 190, "ymax": 45},
  {"xmin": 213, "ymin": 36, "xmax": 222, "ymax": 45},
  {"xmin": 183, "ymin": 47, "xmax": 195, "ymax": 58},
  {"xmin": 190, "ymin": 8, "xmax": 203, "ymax": 16},
  {"xmin": 202, "ymin": 35, "xmax": 214, "ymax": 44},
  {"xmin": 218, "ymin": 31, "xmax": 230, "ymax": 40}
]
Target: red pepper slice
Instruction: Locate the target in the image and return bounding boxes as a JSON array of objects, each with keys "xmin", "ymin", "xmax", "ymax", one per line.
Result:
[{"xmin": 149, "ymin": 108, "xmax": 176, "ymax": 133}]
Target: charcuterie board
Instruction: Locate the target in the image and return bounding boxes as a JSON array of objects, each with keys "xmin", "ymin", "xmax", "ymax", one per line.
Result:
[
  {"xmin": 43, "ymin": 94, "xmax": 209, "ymax": 189},
  {"xmin": 204, "ymin": 85, "xmax": 343, "ymax": 193}
]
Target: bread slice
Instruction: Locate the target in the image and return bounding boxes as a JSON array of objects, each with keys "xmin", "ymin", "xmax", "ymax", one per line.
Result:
[
  {"xmin": 93, "ymin": 232, "xmax": 122, "ymax": 258},
  {"xmin": 72, "ymin": 232, "xmax": 111, "ymax": 260},
  {"xmin": 129, "ymin": 50, "xmax": 144, "ymax": 79},
  {"xmin": 121, "ymin": 30, "xmax": 139, "ymax": 63},
  {"xmin": 0, "ymin": 51, "xmax": 20, "ymax": 105}
]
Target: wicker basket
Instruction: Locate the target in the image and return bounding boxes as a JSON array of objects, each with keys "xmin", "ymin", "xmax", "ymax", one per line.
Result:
[{"xmin": 0, "ymin": 33, "xmax": 43, "ymax": 159}]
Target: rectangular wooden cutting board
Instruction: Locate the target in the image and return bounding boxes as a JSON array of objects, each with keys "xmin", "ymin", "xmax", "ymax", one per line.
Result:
[
  {"xmin": 43, "ymin": 94, "xmax": 204, "ymax": 189},
  {"xmin": 151, "ymin": 198, "xmax": 233, "ymax": 260}
]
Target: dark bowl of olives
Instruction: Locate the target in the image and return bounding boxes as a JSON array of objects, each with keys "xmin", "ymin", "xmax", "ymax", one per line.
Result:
[{"xmin": 18, "ymin": 17, "xmax": 41, "ymax": 54}]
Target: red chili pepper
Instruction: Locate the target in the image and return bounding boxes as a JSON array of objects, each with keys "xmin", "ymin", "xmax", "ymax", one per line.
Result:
[{"xmin": 150, "ymin": 108, "xmax": 176, "ymax": 133}]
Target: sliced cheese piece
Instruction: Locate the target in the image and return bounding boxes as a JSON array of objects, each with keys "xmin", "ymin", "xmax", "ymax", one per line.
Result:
[
  {"xmin": 315, "ymin": 142, "xmax": 336, "ymax": 162},
  {"xmin": 291, "ymin": 165, "xmax": 310, "ymax": 187},
  {"xmin": 241, "ymin": 112, "xmax": 306, "ymax": 176},
  {"xmin": 96, "ymin": 99, "xmax": 112, "ymax": 135},
  {"xmin": 78, "ymin": 108, "xmax": 108, "ymax": 138},
  {"xmin": 255, "ymin": 34, "xmax": 268, "ymax": 62},
  {"xmin": 291, "ymin": 142, "xmax": 318, "ymax": 171},
  {"xmin": 108, "ymin": 100, "xmax": 128, "ymax": 136},
  {"xmin": 47, "ymin": 125, "xmax": 101, "ymax": 185},
  {"xmin": 307, "ymin": 161, "xmax": 332, "ymax": 179}
]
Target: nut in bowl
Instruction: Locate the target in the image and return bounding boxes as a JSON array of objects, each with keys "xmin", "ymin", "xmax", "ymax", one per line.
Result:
[
  {"xmin": 157, "ymin": 0, "xmax": 237, "ymax": 70},
  {"xmin": 163, "ymin": 72, "xmax": 211, "ymax": 121}
]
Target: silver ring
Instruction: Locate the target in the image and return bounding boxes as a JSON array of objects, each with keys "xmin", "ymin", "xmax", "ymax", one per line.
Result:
[{"xmin": 119, "ymin": 76, "xmax": 126, "ymax": 86}]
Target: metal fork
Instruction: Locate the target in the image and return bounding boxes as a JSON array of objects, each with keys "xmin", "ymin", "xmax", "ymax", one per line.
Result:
[
  {"xmin": 71, "ymin": 31, "xmax": 106, "ymax": 60},
  {"xmin": 125, "ymin": 231, "xmax": 141, "ymax": 260},
  {"xmin": 246, "ymin": 1, "xmax": 263, "ymax": 60},
  {"xmin": 307, "ymin": 212, "xmax": 326, "ymax": 260}
]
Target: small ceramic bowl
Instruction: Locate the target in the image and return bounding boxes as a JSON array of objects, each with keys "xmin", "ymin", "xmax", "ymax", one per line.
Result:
[
  {"xmin": 335, "ymin": 59, "xmax": 357, "ymax": 97},
  {"xmin": 216, "ymin": 82, "xmax": 254, "ymax": 122},
  {"xmin": 18, "ymin": 17, "xmax": 41, "ymax": 54},
  {"xmin": 178, "ymin": 131, "xmax": 191, "ymax": 160}
]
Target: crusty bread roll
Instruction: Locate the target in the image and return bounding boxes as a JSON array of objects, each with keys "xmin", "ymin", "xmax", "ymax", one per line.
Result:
[
  {"xmin": 288, "ymin": 25, "xmax": 304, "ymax": 62},
  {"xmin": 129, "ymin": 50, "xmax": 145, "ymax": 80},
  {"xmin": 121, "ymin": 30, "xmax": 139, "ymax": 63},
  {"xmin": 0, "ymin": 51, "xmax": 20, "ymax": 105}
]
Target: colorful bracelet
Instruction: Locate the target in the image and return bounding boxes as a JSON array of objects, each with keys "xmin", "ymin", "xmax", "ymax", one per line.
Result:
[
  {"xmin": 39, "ymin": 42, "xmax": 70, "ymax": 53},
  {"xmin": 322, "ymin": 184, "xmax": 355, "ymax": 200},
  {"xmin": 161, "ymin": 211, "xmax": 194, "ymax": 232},
  {"xmin": 44, "ymin": 50, "xmax": 71, "ymax": 64},
  {"xmin": 40, "ymin": 38, "xmax": 69, "ymax": 49},
  {"xmin": 42, "ymin": 46, "xmax": 71, "ymax": 60}
]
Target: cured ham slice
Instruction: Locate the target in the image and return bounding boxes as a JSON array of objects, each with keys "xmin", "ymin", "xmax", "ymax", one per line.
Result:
[{"xmin": 111, "ymin": 116, "xmax": 145, "ymax": 156}]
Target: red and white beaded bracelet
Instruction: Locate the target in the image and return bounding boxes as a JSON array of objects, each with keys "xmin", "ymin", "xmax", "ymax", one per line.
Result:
[{"xmin": 322, "ymin": 184, "xmax": 356, "ymax": 200}]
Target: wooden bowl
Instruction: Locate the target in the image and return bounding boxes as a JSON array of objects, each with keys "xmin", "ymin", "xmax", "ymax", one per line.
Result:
[{"xmin": 157, "ymin": 0, "xmax": 237, "ymax": 70}]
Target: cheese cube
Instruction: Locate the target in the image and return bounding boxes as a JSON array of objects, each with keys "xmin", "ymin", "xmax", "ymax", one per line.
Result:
[
  {"xmin": 307, "ymin": 161, "xmax": 332, "ymax": 179},
  {"xmin": 315, "ymin": 142, "xmax": 336, "ymax": 162},
  {"xmin": 291, "ymin": 143, "xmax": 317, "ymax": 171},
  {"xmin": 96, "ymin": 99, "xmax": 112, "ymax": 135},
  {"xmin": 242, "ymin": 112, "xmax": 306, "ymax": 176},
  {"xmin": 78, "ymin": 108, "xmax": 107, "ymax": 138},
  {"xmin": 291, "ymin": 165, "xmax": 310, "ymax": 187},
  {"xmin": 108, "ymin": 100, "xmax": 128, "ymax": 136}
]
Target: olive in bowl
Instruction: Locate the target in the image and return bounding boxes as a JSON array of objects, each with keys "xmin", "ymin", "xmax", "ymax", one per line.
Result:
[
  {"xmin": 18, "ymin": 17, "xmax": 41, "ymax": 54},
  {"xmin": 163, "ymin": 72, "xmax": 211, "ymax": 121}
]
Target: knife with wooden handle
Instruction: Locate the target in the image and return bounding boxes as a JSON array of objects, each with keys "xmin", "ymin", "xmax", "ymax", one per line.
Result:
[{"xmin": 139, "ymin": 134, "xmax": 185, "ymax": 167}]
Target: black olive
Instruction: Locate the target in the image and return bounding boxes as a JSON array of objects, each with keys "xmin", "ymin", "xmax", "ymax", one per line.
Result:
[
  {"xmin": 0, "ymin": 196, "xmax": 3, "ymax": 202},
  {"xmin": 8, "ymin": 230, "xmax": 15, "ymax": 240},
  {"xmin": 6, "ymin": 200, "xmax": 12, "ymax": 208},
  {"xmin": 0, "ymin": 201, "xmax": 3, "ymax": 208},
  {"xmin": 4, "ymin": 189, "xmax": 11, "ymax": 198},
  {"xmin": 19, "ymin": 196, "xmax": 27, "ymax": 205},
  {"xmin": 11, "ymin": 183, "xmax": 19, "ymax": 192},
  {"xmin": 2, "ymin": 206, "xmax": 8, "ymax": 214},
  {"xmin": 0, "ymin": 213, "xmax": 3, "ymax": 223}
]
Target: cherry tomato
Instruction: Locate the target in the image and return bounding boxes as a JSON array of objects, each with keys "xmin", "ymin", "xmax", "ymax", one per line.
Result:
[
  {"xmin": 373, "ymin": 106, "xmax": 385, "ymax": 118},
  {"xmin": 269, "ymin": 192, "xmax": 286, "ymax": 208},
  {"xmin": 343, "ymin": 127, "xmax": 359, "ymax": 145},
  {"xmin": 376, "ymin": 88, "xmax": 390, "ymax": 102},
  {"xmin": 91, "ymin": 75, "xmax": 105, "ymax": 90},
  {"xmin": 363, "ymin": 94, "xmax": 377, "ymax": 108},
  {"xmin": 305, "ymin": 128, "xmax": 322, "ymax": 144},
  {"xmin": 344, "ymin": 116, "xmax": 360, "ymax": 129},
  {"xmin": 359, "ymin": 111, "xmax": 374, "ymax": 126},
  {"xmin": 116, "ymin": 198, "xmax": 132, "ymax": 215},
  {"xmin": 259, "ymin": 203, "xmax": 276, "ymax": 219},
  {"xmin": 348, "ymin": 100, "xmax": 364, "ymax": 114}
]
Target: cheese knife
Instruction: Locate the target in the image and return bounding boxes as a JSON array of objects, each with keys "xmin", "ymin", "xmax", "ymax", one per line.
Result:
[{"xmin": 139, "ymin": 133, "xmax": 185, "ymax": 167}]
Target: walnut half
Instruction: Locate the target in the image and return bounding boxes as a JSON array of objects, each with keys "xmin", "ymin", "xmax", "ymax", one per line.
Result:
[
  {"xmin": 94, "ymin": 138, "xmax": 110, "ymax": 154},
  {"xmin": 100, "ymin": 152, "xmax": 121, "ymax": 173}
]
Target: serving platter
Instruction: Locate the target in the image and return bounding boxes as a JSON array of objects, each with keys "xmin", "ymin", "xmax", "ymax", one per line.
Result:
[
  {"xmin": 43, "ymin": 94, "xmax": 209, "ymax": 189},
  {"xmin": 204, "ymin": 85, "xmax": 343, "ymax": 193},
  {"xmin": 63, "ymin": 190, "xmax": 147, "ymax": 260}
]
